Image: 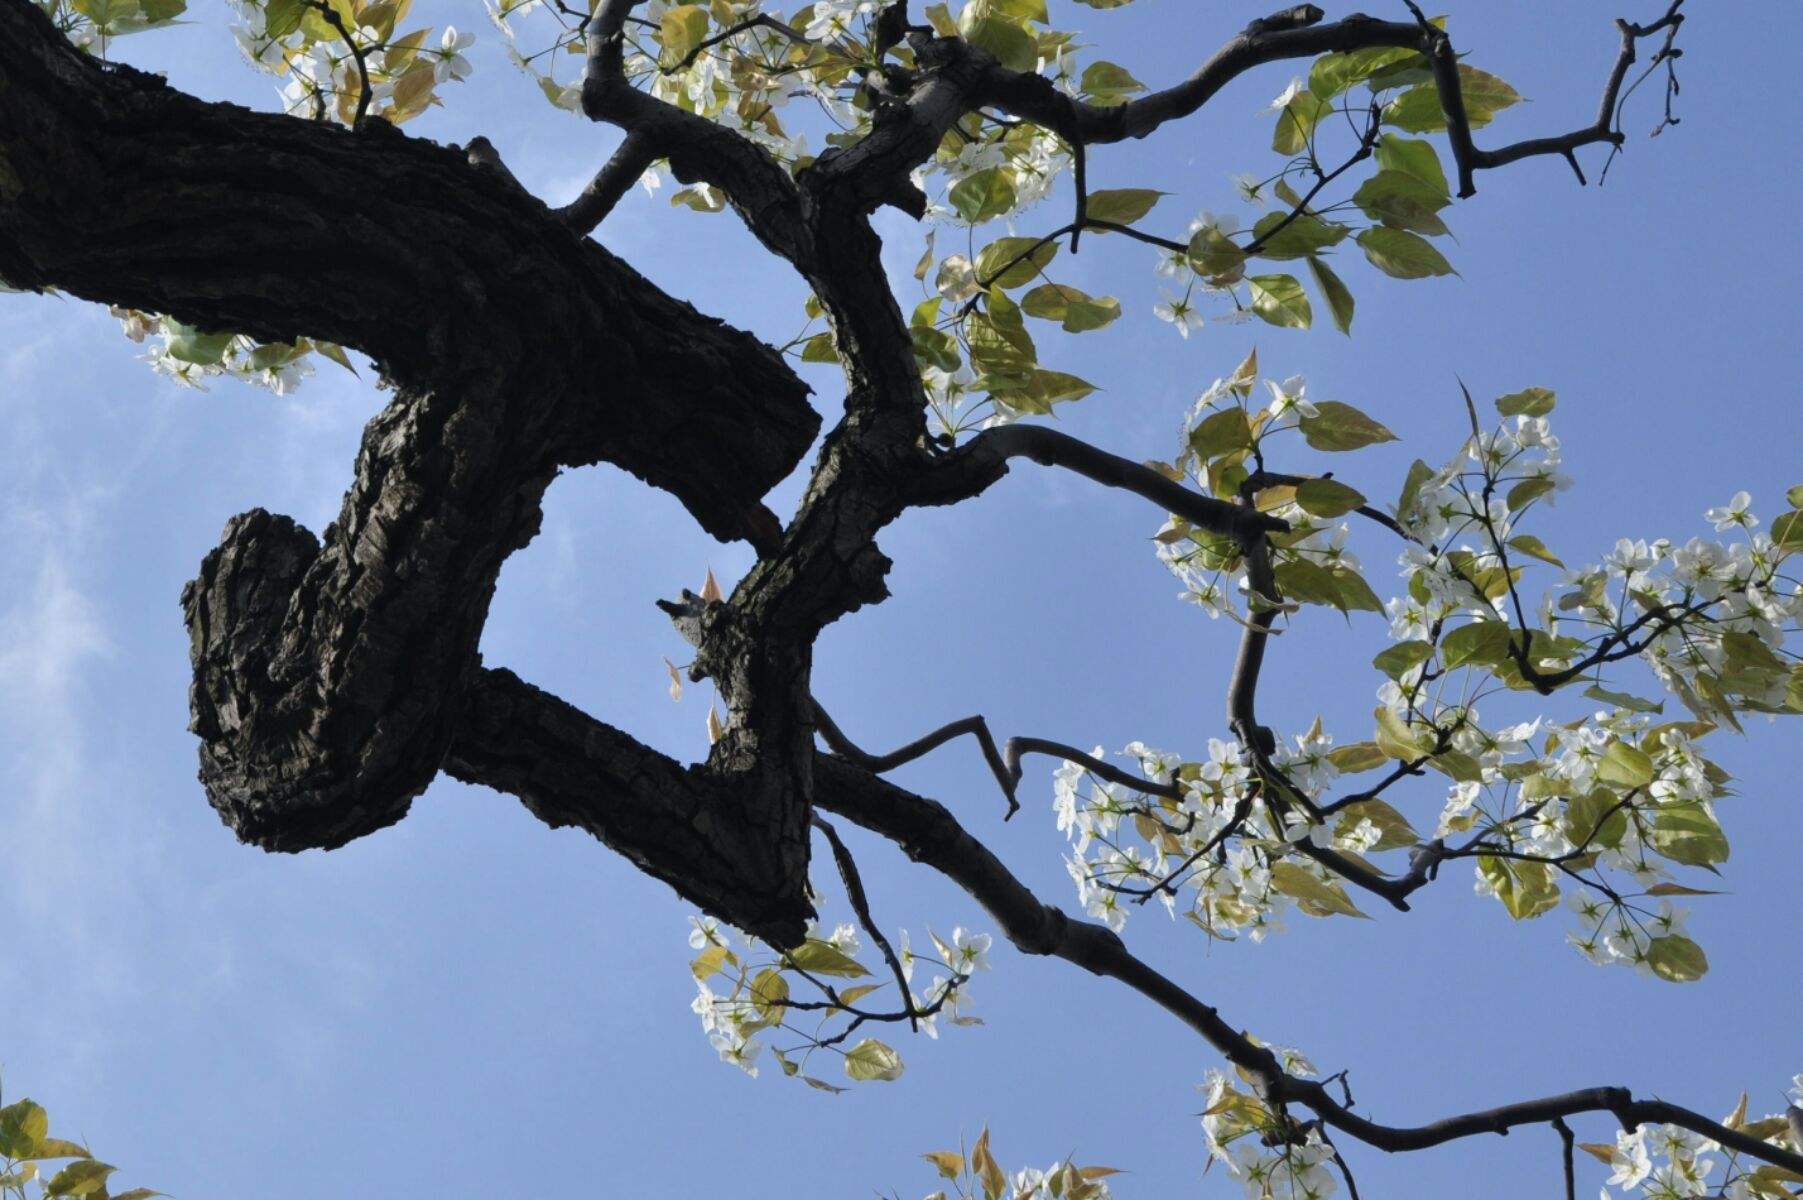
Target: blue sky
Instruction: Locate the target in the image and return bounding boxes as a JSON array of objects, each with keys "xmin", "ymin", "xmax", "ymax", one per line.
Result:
[{"xmin": 2, "ymin": 2, "xmax": 1798, "ymax": 1196}]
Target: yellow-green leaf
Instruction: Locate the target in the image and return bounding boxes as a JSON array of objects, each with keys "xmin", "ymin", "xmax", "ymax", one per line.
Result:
[
  {"xmin": 1646, "ymin": 934, "xmax": 1708, "ymax": 982},
  {"xmin": 1085, "ymin": 187, "xmax": 1165, "ymax": 225},
  {"xmin": 842, "ymin": 1038, "xmax": 905, "ymax": 1082},
  {"xmin": 1247, "ymin": 273, "xmax": 1311, "ymax": 329}
]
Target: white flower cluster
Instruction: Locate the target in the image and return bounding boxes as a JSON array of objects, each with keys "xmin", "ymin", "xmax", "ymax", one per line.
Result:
[
  {"xmin": 1396, "ymin": 413, "xmax": 1569, "ymax": 549},
  {"xmin": 1053, "ymin": 739, "xmax": 1361, "ymax": 942},
  {"xmin": 114, "ymin": 307, "xmax": 317, "ymax": 395},
  {"xmin": 1597, "ymin": 1105, "xmax": 1803, "ymax": 1200},
  {"xmin": 1159, "ymin": 374, "xmax": 1358, "ymax": 622},
  {"xmin": 1200, "ymin": 1064, "xmax": 1340, "ymax": 1200},
  {"xmin": 999, "ymin": 1162, "xmax": 1116, "ymax": 1200},
  {"xmin": 228, "ymin": 0, "xmax": 473, "ymax": 122},
  {"xmin": 684, "ymin": 913, "xmax": 990, "ymax": 1082}
]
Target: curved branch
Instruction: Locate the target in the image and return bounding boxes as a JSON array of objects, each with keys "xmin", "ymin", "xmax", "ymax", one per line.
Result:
[
  {"xmin": 812, "ymin": 702, "xmax": 1019, "ymax": 817},
  {"xmin": 579, "ymin": 0, "xmax": 812, "ymax": 265},
  {"xmin": 812, "ymin": 814, "xmax": 920, "ymax": 1029},
  {"xmin": 975, "ymin": 3, "xmax": 1685, "ymax": 197},
  {"xmin": 1418, "ymin": 1, "xmax": 1685, "ymax": 196},
  {"xmin": 914, "ymin": 423, "xmax": 1289, "ymax": 542},
  {"xmin": 810, "ymin": 755, "xmax": 1803, "ymax": 1177},
  {"xmin": 558, "ymin": 129, "xmax": 658, "ymax": 234}
]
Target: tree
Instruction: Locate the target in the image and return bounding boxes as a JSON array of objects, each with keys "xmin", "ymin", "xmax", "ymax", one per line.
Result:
[{"xmin": 3, "ymin": 0, "xmax": 1800, "ymax": 1195}]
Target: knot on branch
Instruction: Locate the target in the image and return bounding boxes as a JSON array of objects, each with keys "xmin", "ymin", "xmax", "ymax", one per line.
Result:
[{"xmin": 182, "ymin": 509, "xmax": 443, "ymax": 850}]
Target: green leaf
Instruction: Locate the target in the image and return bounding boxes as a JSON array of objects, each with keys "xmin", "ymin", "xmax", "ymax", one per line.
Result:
[
  {"xmin": 45, "ymin": 1160, "xmax": 115, "ymax": 1198},
  {"xmin": 922, "ymin": 1151, "xmax": 965, "ymax": 1180},
  {"xmin": 1649, "ymin": 802, "xmax": 1730, "ymax": 867},
  {"xmin": 1061, "ymin": 294, "xmax": 1121, "ymax": 333},
  {"xmin": 786, "ymin": 938, "xmax": 869, "ymax": 978},
  {"xmin": 22, "ymin": 1138, "xmax": 91, "ymax": 1162},
  {"xmin": 998, "ymin": 368, "xmax": 1096, "ymax": 414},
  {"xmin": 1187, "ymin": 227, "xmax": 1246, "ymax": 277},
  {"xmin": 1247, "ymin": 273, "xmax": 1312, "ymax": 329},
  {"xmin": 1563, "ymin": 787, "xmax": 1629, "ymax": 851},
  {"xmin": 1327, "ymin": 741, "xmax": 1389, "ymax": 773},
  {"xmin": 1395, "ymin": 457, "xmax": 1436, "ymax": 518},
  {"xmin": 1374, "ymin": 706, "xmax": 1431, "ymax": 760},
  {"xmin": 1249, "ymin": 212, "xmax": 1348, "ymax": 260},
  {"xmin": 1373, "ymin": 134, "xmax": 1449, "ymax": 197},
  {"xmin": 0, "ymin": 1100, "xmax": 49, "ymax": 1158},
  {"xmin": 263, "ymin": 0, "xmax": 306, "ymax": 38},
  {"xmin": 1373, "ymin": 640, "xmax": 1434, "ymax": 679},
  {"xmin": 799, "ymin": 331, "xmax": 839, "ymax": 363},
  {"xmin": 910, "ymin": 325, "xmax": 961, "ymax": 371},
  {"xmin": 1771, "ymin": 510, "xmax": 1803, "ymax": 549},
  {"xmin": 749, "ymin": 967, "xmax": 790, "ymax": 1025},
  {"xmin": 1646, "ymin": 934, "xmax": 1709, "ymax": 982},
  {"xmin": 690, "ymin": 942, "xmax": 732, "ymax": 980},
  {"xmin": 1188, "ymin": 406, "xmax": 1253, "ymax": 461},
  {"xmin": 656, "ymin": 3, "xmax": 709, "ymax": 68},
  {"xmin": 1020, "ymin": 283, "xmax": 1120, "ymax": 332},
  {"xmin": 974, "ymin": 236, "xmax": 1057, "ymax": 288},
  {"xmin": 1506, "ymin": 476, "xmax": 1556, "ymax": 512},
  {"xmin": 1351, "ymin": 170, "xmax": 1450, "ymax": 235},
  {"xmin": 972, "ymin": 1129, "xmax": 1006, "ymax": 1200},
  {"xmin": 1384, "ymin": 65, "xmax": 1521, "ymax": 132},
  {"xmin": 1582, "ymin": 684, "xmax": 1663, "ymax": 715},
  {"xmin": 1330, "ymin": 564, "xmax": 1384, "ymax": 612},
  {"xmin": 1085, "ymin": 187, "xmax": 1165, "ymax": 225},
  {"xmin": 669, "ymin": 184, "xmax": 725, "ymax": 212},
  {"xmin": 1597, "ymin": 741, "xmax": 1655, "ymax": 789},
  {"xmin": 1079, "ymin": 60, "xmax": 1145, "ymax": 105},
  {"xmin": 1496, "ymin": 386, "xmax": 1556, "ymax": 417},
  {"xmin": 1298, "ymin": 400, "xmax": 1398, "ymax": 451},
  {"xmin": 842, "ymin": 1038, "xmax": 905, "ymax": 1082},
  {"xmin": 1272, "ymin": 91, "xmax": 1332, "ymax": 155},
  {"xmin": 1334, "ymin": 797, "xmax": 1420, "ymax": 851},
  {"xmin": 948, "ymin": 167, "xmax": 1017, "ymax": 224},
  {"xmin": 1308, "ymin": 43, "xmax": 1426, "ymax": 100},
  {"xmin": 1275, "ymin": 558, "xmax": 1347, "ymax": 610},
  {"xmin": 1787, "ymin": 484, "xmax": 1803, "ymax": 508},
  {"xmin": 1441, "ymin": 620, "xmax": 1513, "ymax": 669},
  {"xmin": 1306, "ymin": 255, "xmax": 1355, "ymax": 334},
  {"xmin": 1357, "ymin": 227, "xmax": 1455, "ymax": 279},
  {"xmin": 163, "ymin": 319, "xmax": 236, "ymax": 366},
  {"xmin": 1505, "ymin": 534, "xmax": 1563, "ymax": 567},
  {"xmin": 960, "ymin": 15, "xmax": 1035, "ymax": 70},
  {"xmin": 1477, "ymin": 856, "xmax": 1560, "ymax": 920},
  {"xmin": 1270, "ymin": 862, "xmax": 1368, "ymax": 919},
  {"xmin": 1295, "ymin": 478, "xmax": 1366, "ymax": 518}
]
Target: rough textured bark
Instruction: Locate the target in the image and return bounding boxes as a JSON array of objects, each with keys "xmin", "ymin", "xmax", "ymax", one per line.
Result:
[{"xmin": 1, "ymin": 0, "xmax": 824, "ymax": 939}]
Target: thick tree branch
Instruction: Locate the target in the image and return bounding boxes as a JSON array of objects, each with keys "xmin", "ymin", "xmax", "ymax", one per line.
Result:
[
  {"xmin": 0, "ymin": 0, "xmax": 817, "ymax": 541},
  {"xmin": 2, "ymin": 0, "xmax": 824, "ymax": 931},
  {"xmin": 445, "ymin": 667, "xmax": 815, "ymax": 946},
  {"xmin": 579, "ymin": 0, "xmax": 812, "ymax": 265}
]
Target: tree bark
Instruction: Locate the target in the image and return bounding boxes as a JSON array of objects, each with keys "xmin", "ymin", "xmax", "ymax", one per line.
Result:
[{"xmin": 1, "ymin": 0, "xmax": 825, "ymax": 942}]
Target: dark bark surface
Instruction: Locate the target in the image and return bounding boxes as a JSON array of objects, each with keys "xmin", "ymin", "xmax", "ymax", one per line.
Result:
[{"xmin": 1, "ymin": 0, "xmax": 825, "ymax": 939}]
